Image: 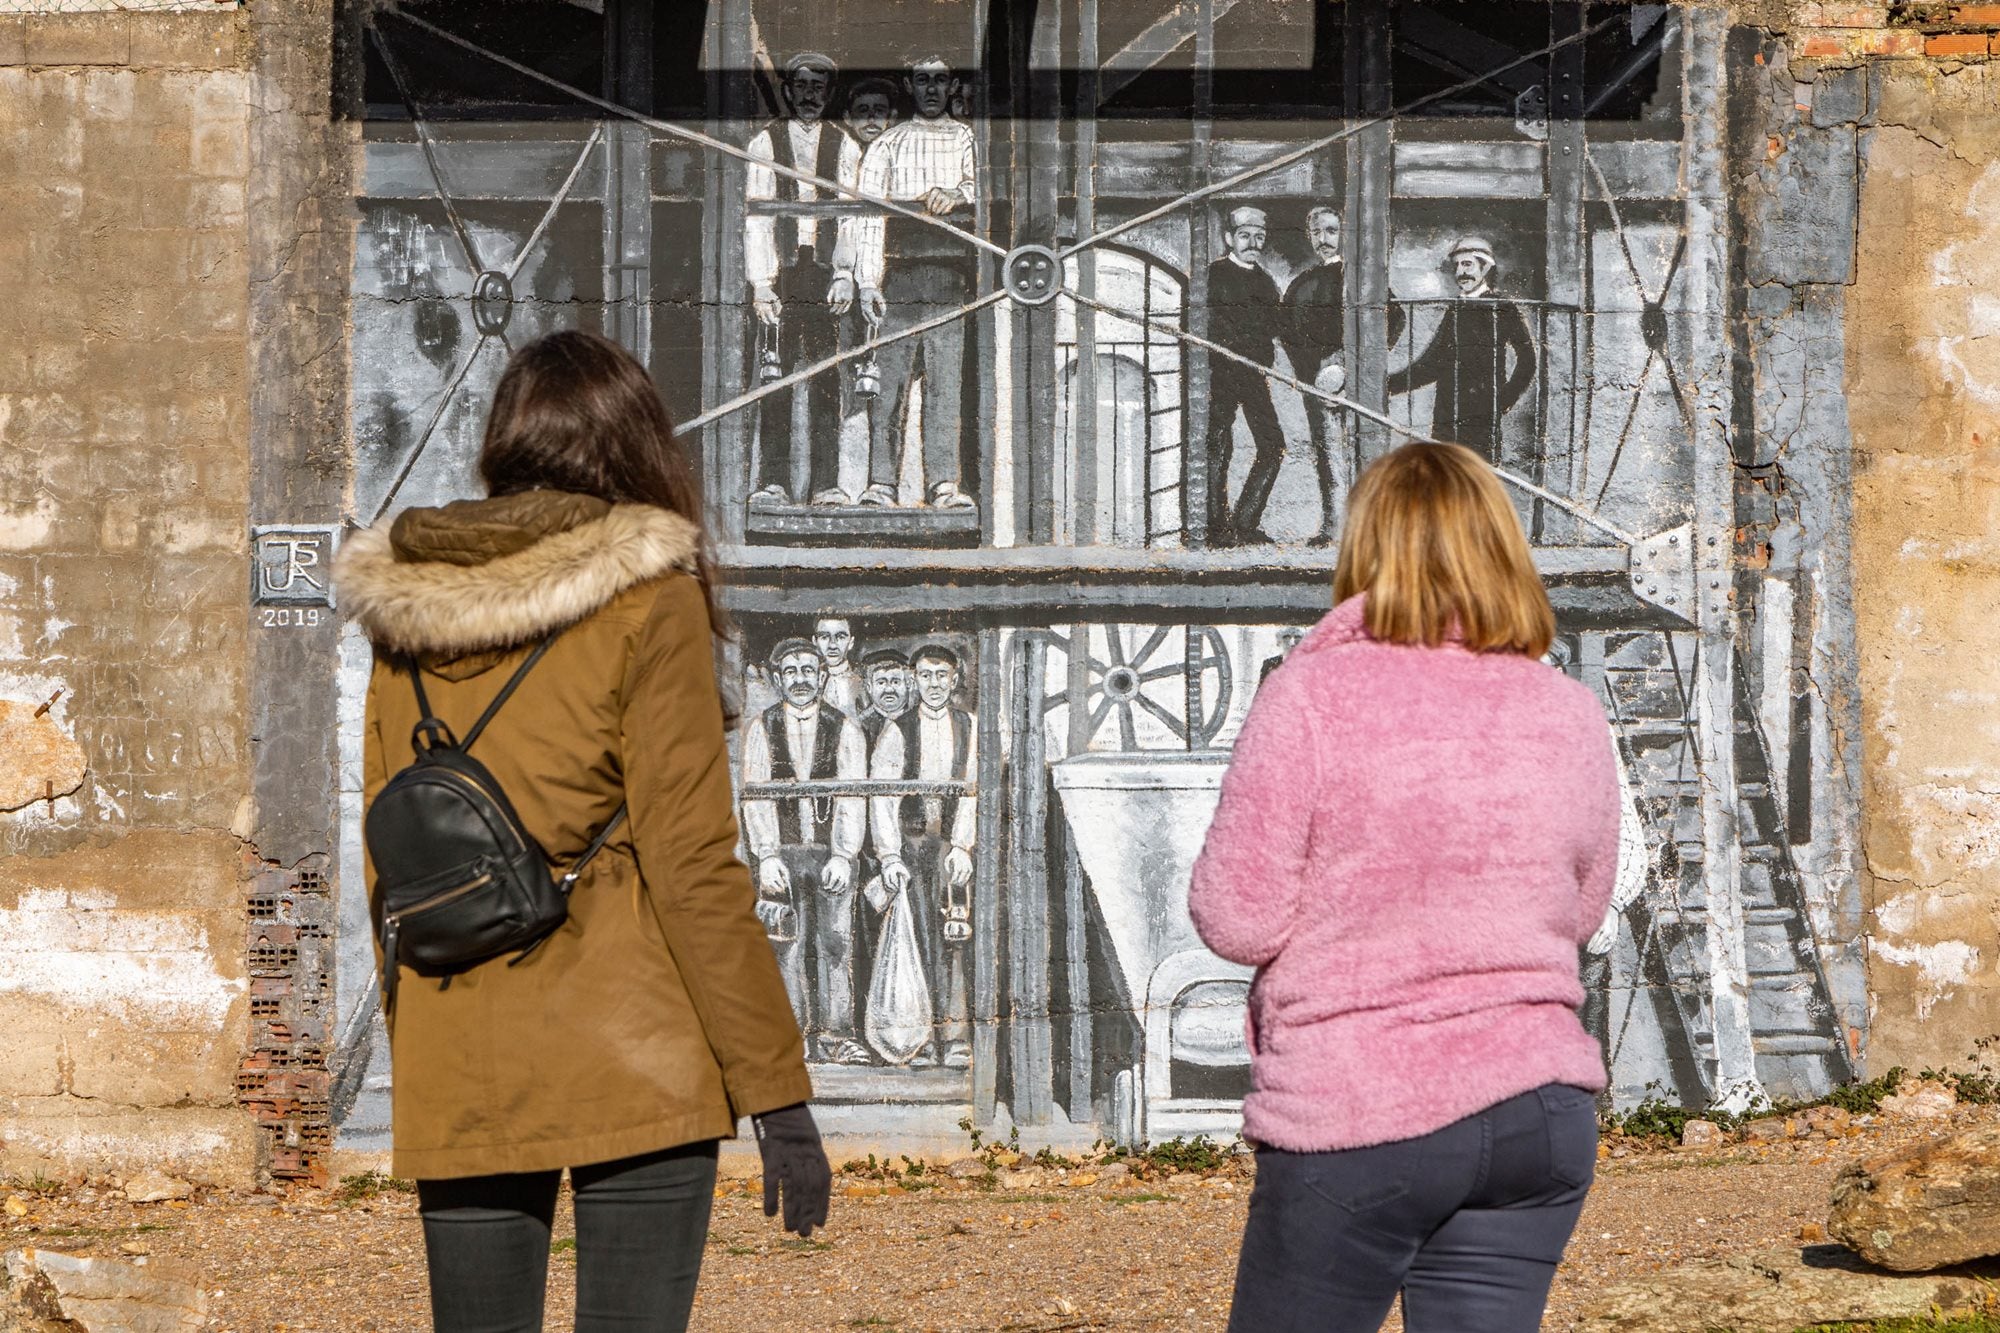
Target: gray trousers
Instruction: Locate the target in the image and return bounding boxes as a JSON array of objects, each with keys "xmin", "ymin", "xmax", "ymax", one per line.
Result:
[
  {"xmin": 869, "ymin": 258, "xmax": 968, "ymax": 494},
  {"xmin": 768, "ymin": 845, "xmax": 857, "ymax": 1048}
]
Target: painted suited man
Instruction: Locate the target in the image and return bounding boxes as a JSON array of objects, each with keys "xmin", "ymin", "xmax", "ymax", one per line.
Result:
[
  {"xmin": 868, "ymin": 644, "xmax": 977, "ymax": 1069},
  {"xmin": 746, "ymin": 52, "xmax": 863, "ymax": 507},
  {"xmin": 1205, "ymin": 205, "xmax": 1288, "ymax": 546},
  {"xmin": 1387, "ymin": 236, "xmax": 1538, "ymax": 461},
  {"xmin": 739, "ymin": 638, "xmax": 872, "ymax": 1065},
  {"xmin": 1282, "ymin": 206, "xmax": 1351, "ymax": 547}
]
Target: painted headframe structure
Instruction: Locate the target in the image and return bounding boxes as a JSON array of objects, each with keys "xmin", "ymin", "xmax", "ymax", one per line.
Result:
[{"xmin": 335, "ymin": 0, "xmax": 1865, "ymax": 1150}]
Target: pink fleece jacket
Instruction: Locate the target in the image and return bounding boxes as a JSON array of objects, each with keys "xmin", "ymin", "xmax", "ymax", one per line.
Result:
[{"xmin": 1188, "ymin": 596, "xmax": 1620, "ymax": 1153}]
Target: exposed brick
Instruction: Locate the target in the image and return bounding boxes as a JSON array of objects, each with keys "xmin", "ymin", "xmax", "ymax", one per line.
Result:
[
  {"xmin": 1803, "ymin": 35, "xmax": 1849, "ymax": 58},
  {"xmin": 1951, "ymin": 3, "xmax": 2000, "ymax": 21},
  {"xmin": 1992, "ymin": 30, "xmax": 2000, "ymax": 50},
  {"xmin": 128, "ymin": 13, "xmax": 244, "ymax": 71},
  {"xmin": 1872, "ymin": 29, "xmax": 1928, "ymax": 54},
  {"xmin": 24, "ymin": 15, "xmax": 131, "ymax": 68},
  {"xmin": 1927, "ymin": 30, "xmax": 1991, "ymax": 53}
]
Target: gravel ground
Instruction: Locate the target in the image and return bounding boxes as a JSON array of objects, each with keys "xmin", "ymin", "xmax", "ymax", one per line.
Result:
[{"xmin": 6, "ymin": 1105, "xmax": 1993, "ymax": 1332}]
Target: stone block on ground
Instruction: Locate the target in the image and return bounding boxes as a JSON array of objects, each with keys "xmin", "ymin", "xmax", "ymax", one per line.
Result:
[
  {"xmin": 1829, "ymin": 1121, "xmax": 2000, "ymax": 1271},
  {"xmin": 118, "ymin": 1173, "xmax": 190, "ymax": 1205},
  {"xmin": 1575, "ymin": 1245, "xmax": 2000, "ymax": 1332},
  {"xmin": 1879, "ymin": 1078, "xmax": 1958, "ymax": 1120},
  {"xmin": 1679, "ymin": 1119, "xmax": 1725, "ymax": 1149},
  {"xmin": 2, "ymin": 1248, "xmax": 207, "ymax": 1332}
]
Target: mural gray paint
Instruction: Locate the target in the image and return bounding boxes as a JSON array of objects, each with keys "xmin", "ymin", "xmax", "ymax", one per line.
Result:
[{"xmin": 334, "ymin": 1, "xmax": 1865, "ymax": 1150}]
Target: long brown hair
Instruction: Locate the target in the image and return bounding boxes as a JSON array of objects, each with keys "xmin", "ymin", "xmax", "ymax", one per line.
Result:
[
  {"xmin": 1332, "ymin": 441, "xmax": 1554, "ymax": 657},
  {"xmin": 479, "ymin": 329, "xmax": 726, "ymax": 634}
]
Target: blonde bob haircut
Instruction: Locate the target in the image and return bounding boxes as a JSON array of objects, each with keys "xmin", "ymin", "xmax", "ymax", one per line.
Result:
[{"xmin": 1332, "ymin": 441, "xmax": 1555, "ymax": 658}]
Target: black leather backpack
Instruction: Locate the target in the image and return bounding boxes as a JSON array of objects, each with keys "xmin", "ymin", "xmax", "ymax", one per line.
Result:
[{"xmin": 365, "ymin": 635, "xmax": 624, "ymax": 1012}]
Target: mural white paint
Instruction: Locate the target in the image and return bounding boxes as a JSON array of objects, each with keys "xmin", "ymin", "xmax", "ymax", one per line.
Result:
[{"xmin": 333, "ymin": 2, "xmax": 1866, "ymax": 1146}]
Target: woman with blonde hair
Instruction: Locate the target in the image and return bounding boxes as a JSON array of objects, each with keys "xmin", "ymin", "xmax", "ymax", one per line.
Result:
[{"xmin": 1188, "ymin": 441, "xmax": 1619, "ymax": 1332}]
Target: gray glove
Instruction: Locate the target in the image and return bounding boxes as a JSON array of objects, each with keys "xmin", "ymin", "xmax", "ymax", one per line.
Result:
[{"xmin": 752, "ymin": 1102, "xmax": 830, "ymax": 1238}]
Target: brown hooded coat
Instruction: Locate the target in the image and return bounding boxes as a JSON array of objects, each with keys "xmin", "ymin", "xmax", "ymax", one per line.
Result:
[{"xmin": 335, "ymin": 490, "xmax": 810, "ymax": 1180}]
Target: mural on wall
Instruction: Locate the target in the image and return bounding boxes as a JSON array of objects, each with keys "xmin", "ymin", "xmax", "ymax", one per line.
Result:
[{"xmin": 335, "ymin": 0, "xmax": 1867, "ymax": 1149}]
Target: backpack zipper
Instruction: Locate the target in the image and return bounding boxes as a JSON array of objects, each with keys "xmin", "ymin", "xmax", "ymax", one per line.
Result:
[
  {"xmin": 389, "ymin": 871, "xmax": 495, "ymax": 925},
  {"xmin": 411, "ymin": 769, "xmax": 529, "ymax": 855}
]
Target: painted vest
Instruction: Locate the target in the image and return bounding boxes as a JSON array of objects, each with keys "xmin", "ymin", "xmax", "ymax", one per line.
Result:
[
  {"xmin": 764, "ymin": 119, "xmax": 850, "ymax": 260},
  {"xmin": 763, "ymin": 700, "xmax": 846, "ymax": 846},
  {"xmin": 895, "ymin": 706, "xmax": 972, "ymax": 839}
]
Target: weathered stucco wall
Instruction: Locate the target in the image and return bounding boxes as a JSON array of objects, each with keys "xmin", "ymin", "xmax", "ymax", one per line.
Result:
[
  {"xmin": 0, "ymin": 9, "xmax": 257, "ymax": 1186},
  {"xmin": 0, "ymin": 5, "xmax": 350, "ymax": 1189},
  {"xmin": 1845, "ymin": 57, "xmax": 2000, "ymax": 1070}
]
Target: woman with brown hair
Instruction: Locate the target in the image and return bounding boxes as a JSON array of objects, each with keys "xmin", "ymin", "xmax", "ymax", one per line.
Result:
[
  {"xmin": 336, "ymin": 330, "xmax": 828, "ymax": 1331},
  {"xmin": 1188, "ymin": 442, "xmax": 1621, "ymax": 1332}
]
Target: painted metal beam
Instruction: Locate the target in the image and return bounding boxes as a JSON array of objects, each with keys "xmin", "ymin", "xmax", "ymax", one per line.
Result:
[{"xmin": 1094, "ymin": 0, "xmax": 1244, "ymax": 106}]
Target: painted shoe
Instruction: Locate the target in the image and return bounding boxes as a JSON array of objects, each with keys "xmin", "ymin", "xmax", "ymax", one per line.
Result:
[
  {"xmin": 941, "ymin": 1041, "xmax": 972, "ymax": 1070},
  {"xmin": 826, "ymin": 1038, "xmax": 875, "ymax": 1066},
  {"xmin": 749, "ymin": 484, "xmax": 790, "ymax": 506},
  {"xmin": 810, "ymin": 487, "xmax": 853, "ymax": 507},
  {"xmin": 856, "ymin": 483, "xmax": 898, "ymax": 507},
  {"xmin": 929, "ymin": 482, "xmax": 977, "ymax": 511}
]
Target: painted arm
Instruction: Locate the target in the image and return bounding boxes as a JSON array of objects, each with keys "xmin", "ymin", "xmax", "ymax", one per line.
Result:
[
  {"xmin": 744, "ymin": 129, "xmax": 779, "ymax": 300},
  {"xmin": 1186, "ymin": 669, "xmax": 1325, "ymax": 967},
  {"xmin": 827, "ymin": 135, "xmax": 863, "ymax": 307},
  {"xmin": 1497, "ymin": 301, "xmax": 1539, "ymax": 414},
  {"xmin": 869, "ymin": 721, "xmax": 906, "ymax": 873},
  {"xmin": 851, "ymin": 134, "xmax": 892, "ymax": 295},
  {"xmin": 831, "ymin": 718, "xmax": 867, "ymax": 863},
  {"xmin": 953, "ymin": 123, "xmax": 978, "ymax": 207},
  {"xmin": 1386, "ymin": 318, "xmax": 1446, "ymax": 396},
  {"xmin": 949, "ymin": 719, "xmax": 978, "ymax": 853},
  {"xmin": 738, "ymin": 713, "xmax": 780, "ymax": 864}
]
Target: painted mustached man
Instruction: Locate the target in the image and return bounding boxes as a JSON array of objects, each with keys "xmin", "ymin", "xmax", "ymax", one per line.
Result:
[
  {"xmin": 740, "ymin": 638, "xmax": 873, "ymax": 1066},
  {"xmin": 844, "ymin": 54, "xmax": 980, "ymax": 513},
  {"xmin": 868, "ymin": 645, "xmax": 977, "ymax": 1069},
  {"xmin": 746, "ymin": 52, "xmax": 863, "ymax": 507},
  {"xmin": 856, "ymin": 648, "xmax": 914, "ymax": 745},
  {"xmin": 1388, "ymin": 236, "xmax": 1538, "ymax": 462},
  {"xmin": 1282, "ymin": 206, "xmax": 1352, "ymax": 547},
  {"xmin": 1205, "ymin": 205, "xmax": 1288, "ymax": 547}
]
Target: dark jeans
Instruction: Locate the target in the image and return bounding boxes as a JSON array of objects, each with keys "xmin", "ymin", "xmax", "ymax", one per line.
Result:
[
  {"xmin": 418, "ymin": 1141, "xmax": 720, "ymax": 1333},
  {"xmin": 1228, "ymin": 1085, "xmax": 1597, "ymax": 1333}
]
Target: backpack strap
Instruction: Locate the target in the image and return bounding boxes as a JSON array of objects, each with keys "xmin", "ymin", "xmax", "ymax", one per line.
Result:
[
  {"xmin": 508, "ymin": 802, "xmax": 629, "ymax": 970},
  {"xmin": 559, "ymin": 803, "xmax": 628, "ymax": 892},
  {"xmin": 406, "ymin": 634, "xmax": 558, "ymax": 754},
  {"xmin": 405, "ymin": 658, "xmax": 454, "ymax": 753}
]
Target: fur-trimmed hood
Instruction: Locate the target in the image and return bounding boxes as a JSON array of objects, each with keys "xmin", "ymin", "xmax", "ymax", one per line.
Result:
[{"xmin": 334, "ymin": 491, "xmax": 702, "ymax": 657}]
